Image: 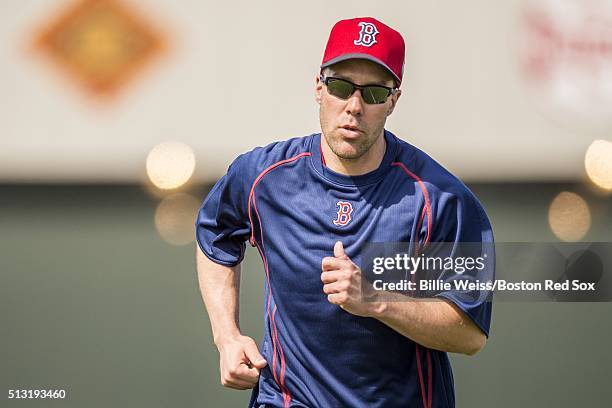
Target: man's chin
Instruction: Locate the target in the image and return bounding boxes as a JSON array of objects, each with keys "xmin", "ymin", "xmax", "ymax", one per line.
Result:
[
  {"xmin": 324, "ymin": 135, "xmax": 368, "ymax": 160},
  {"xmin": 331, "ymin": 147, "xmax": 364, "ymax": 161}
]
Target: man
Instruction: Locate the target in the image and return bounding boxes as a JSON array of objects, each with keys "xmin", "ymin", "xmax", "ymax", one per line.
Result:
[{"xmin": 196, "ymin": 17, "xmax": 494, "ymax": 408}]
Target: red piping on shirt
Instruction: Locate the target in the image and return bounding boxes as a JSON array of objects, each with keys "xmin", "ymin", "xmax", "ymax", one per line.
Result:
[
  {"xmin": 320, "ymin": 141, "xmax": 327, "ymax": 167},
  {"xmin": 391, "ymin": 162, "xmax": 432, "ymax": 246},
  {"xmin": 252, "ymin": 185, "xmax": 291, "ymax": 407},
  {"xmin": 391, "ymin": 161, "xmax": 433, "ymax": 408},
  {"xmin": 248, "ymin": 152, "xmax": 312, "ymax": 246},
  {"xmin": 247, "ymin": 152, "xmax": 311, "ymax": 408}
]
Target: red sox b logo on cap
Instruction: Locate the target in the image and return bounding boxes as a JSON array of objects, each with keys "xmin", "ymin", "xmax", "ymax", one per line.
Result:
[
  {"xmin": 321, "ymin": 17, "xmax": 405, "ymax": 85},
  {"xmin": 354, "ymin": 22, "xmax": 379, "ymax": 47},
  {"xmin": 333, "ymin": 201, "xmax": 354, "ymax": 226}
]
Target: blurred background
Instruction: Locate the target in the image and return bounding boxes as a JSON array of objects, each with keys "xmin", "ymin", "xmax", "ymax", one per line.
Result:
[{"xmin": 1, "ymin": 0, "xmax": 611, "ymax": 407}]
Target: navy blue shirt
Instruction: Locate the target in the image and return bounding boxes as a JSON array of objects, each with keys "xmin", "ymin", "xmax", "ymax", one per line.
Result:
[{"xmin": 196, "ymin": 130, "xmax": 494, "ymax": 408}]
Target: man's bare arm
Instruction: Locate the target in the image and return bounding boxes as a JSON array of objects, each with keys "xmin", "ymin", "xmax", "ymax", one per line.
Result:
[
  {"xmin": 369, "ymin": 297, "xmax": 486, "ymax": 355},
  {"xmin": 196, "ymin": 245, "xmax": 267, "ymax": 390},
  {"xmin": 321, "ymin": 241, "xmax": 486, "ymax": 356}
]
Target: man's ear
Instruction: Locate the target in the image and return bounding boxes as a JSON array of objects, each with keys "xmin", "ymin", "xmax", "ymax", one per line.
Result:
[
  {"xmin": 387, "ymin": 89, "xmax": 401, "ymax": 116},
  {"xmin": 315, "ymin": 74, "xmax": 323, "ymax": 104}
]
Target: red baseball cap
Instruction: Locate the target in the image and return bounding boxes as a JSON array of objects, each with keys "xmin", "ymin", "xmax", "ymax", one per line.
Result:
[{"xmin": 321, "ymin": 17, "xmax": 406, "ymax": 86}]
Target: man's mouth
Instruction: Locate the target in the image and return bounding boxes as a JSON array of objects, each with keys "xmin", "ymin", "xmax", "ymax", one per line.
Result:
[{"xmin": 339, "ymin": 125, "xmax": 362, "ymax": 138}]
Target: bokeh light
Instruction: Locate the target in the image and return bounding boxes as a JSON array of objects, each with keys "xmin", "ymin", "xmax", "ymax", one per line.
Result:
[
  {"xmin": 585, "ymin": 140, "xmax": 612, "ymax": 191},
  {"xmin": 548, "ymin": 191, "xmax": 591, "ymax": 242},
  {"xmin": 154, "ymin": 193, "xmax": 200, "ymax": 246},
  {"xmin": 146, "ymin": 141, "xmax": 195, "ymax": 190}
]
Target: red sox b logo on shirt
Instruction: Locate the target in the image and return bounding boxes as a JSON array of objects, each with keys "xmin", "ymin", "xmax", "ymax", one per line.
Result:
[
  {"xmin": 354, "ymin": 22, "xmax": 379, "ymax": 47},
  {"xmin": 333, "ymin": 201, "xmax": 354, "ymax": 226}
]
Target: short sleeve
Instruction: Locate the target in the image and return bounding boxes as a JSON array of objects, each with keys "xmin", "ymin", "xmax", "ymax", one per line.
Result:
[
  {"xmin": 422, "ymin": 191, "xmax": 495, "ymax": 337},
  {"xmin": 195, "ymin": 156, "xmax": 251, "ymax": 266}
]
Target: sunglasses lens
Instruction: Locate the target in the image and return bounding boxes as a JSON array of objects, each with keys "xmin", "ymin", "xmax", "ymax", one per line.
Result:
[
  {"xmin": 362, "ymin": 86, "xmax": 391, "ymax": 104},
  {"xmin": 326, "ymin": 78, "xmax": 355, "ymax": 99},
  {"xmin": 325, "ymin": 78, "xmax": 391, "ymax": 104},
  {"xmin": 361, "ymin": 86, "xmax": 389, "ymax": 104}
]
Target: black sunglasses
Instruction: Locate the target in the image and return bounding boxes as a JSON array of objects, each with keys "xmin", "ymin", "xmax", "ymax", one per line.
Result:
[{"xmin": 320, "ymin": 75, "xmax": 397, "ymax": 105}]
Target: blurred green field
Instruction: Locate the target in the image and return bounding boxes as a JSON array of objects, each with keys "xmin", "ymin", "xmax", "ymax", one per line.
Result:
[{"xmin": 1, "ymin": 184, "xmax": 611, "ymax": 408}]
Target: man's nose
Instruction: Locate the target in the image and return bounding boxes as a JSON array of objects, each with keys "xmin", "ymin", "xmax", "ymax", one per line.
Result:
[{"xmin": 345, "ymin": 90, "xmax": 364, "ymax": 116}]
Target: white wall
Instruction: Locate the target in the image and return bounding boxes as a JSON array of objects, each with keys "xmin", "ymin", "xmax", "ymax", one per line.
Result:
[{"xmin": 1, "ymin": 0, "xmax": 610, "ymax": 183}]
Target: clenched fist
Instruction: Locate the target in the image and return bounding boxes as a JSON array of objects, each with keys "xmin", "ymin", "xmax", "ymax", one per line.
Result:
[{"xmin": 216, "ymin": 335, "xmax": 267, "ymax": 390}]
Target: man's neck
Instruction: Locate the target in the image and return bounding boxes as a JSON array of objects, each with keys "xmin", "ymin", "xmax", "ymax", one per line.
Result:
[{"xmin": 321, "ymin": 132, "xmax": 387, "ymax": 176}]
